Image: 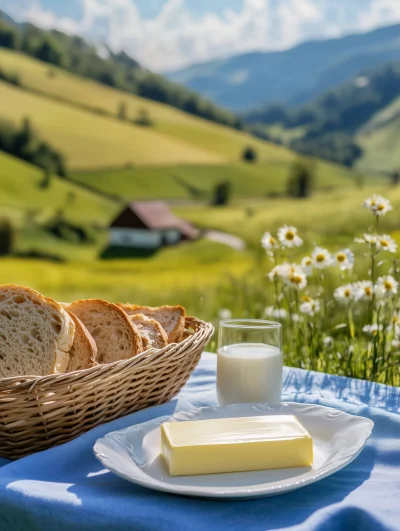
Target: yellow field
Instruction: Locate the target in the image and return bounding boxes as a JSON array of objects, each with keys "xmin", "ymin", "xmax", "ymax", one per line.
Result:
[{"xmin": 0, "ymin": 49, "xmax": 295, "ymax": 167}]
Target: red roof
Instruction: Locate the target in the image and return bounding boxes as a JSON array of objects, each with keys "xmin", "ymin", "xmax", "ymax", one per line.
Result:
[{"xmin": 110, "ymin": 201, "xmax": 199, "ymax": 239}]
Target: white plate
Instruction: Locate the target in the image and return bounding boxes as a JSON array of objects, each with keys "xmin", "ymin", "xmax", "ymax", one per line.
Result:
[{"xmin": 94, "ymin": 402, "xmax": 373, "ymax": 499}]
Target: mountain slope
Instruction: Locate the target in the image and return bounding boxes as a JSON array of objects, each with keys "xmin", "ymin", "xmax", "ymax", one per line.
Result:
[
  {"xmin": 0, "ymin": 11, "xmax": 240, "ymax": 129},
  {"xmin": 166, "ymin": 24, "xmax": 400, "ymax": 111},
  {"xmin": 0, "ymin": 48, "xmax": 295, "ymax": 169}
]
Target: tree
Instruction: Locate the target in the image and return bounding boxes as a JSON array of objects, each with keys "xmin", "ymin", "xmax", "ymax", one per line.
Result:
[
  {"xmin": 242, "ymin": 146, "xmax": 257, "ymax": 163},
  {"xmin": 0, "ymin": 218, "xmax": 14, "ymax": 256},
  {"xmin": 134, "ymin": 108, "xmax": 153, "ymax": 126},
  {"xmin": 117, "ymin": 101, "xmax": 127, "ymax": 121},
  {"xmin": 212, "ymin": 181, "xmax": 231, "ymax": 206},
  {"xmin": 287, "ymin": 160, "xmax": 315, "ymax": 198},
  {"xmin": 39, "ymin": 169, "xmax": 52, "ymax": 189}
]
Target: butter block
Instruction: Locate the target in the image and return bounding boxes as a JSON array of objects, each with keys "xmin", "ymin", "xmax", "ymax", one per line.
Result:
[{"xmin": 161, "ymin": 414, "xmax": 313, "ymax": 476}]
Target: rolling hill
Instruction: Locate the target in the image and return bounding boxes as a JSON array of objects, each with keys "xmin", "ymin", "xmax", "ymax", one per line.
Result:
[
  {"xmin": 166, "ymin": 24, "xmax": 400, "ymax": 111},
  {"xmin": 0, "ymin": 47, "xmax": 360, "ymax": 197}
]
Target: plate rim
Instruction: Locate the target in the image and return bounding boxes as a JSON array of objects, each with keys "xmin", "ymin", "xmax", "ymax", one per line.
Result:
[{"xmin": 94, "ymin": 402, "xmax": 374, "ymax": 499}]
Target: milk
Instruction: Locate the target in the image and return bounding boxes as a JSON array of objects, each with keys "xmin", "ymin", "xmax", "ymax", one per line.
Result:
[{"xmin": 217, "ymin": 343, "xmax": 282, "ymax": 406}]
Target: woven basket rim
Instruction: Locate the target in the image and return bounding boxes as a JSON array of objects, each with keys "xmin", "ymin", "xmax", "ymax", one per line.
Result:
[{"xmin": 0, "ymin": 316, "xmax": 213, "ymax": 391}]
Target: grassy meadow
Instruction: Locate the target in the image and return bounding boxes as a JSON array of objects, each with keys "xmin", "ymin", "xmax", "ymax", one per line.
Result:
[{"xmin": 0, "ymin": 48, "xmax": 399, "ymax": 385}]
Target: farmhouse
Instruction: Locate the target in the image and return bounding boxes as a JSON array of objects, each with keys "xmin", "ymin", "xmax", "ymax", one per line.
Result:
[{"xmin": 109, "ymin": 201, "xmax": 199, "ymax": 250}]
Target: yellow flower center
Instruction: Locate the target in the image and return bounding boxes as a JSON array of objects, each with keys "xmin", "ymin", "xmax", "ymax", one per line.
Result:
[
  {"xmin": 270, "ymin": 237, "xmax": 277, "ymax": 245},
  {"xmin": 371, "ymin": 329, "xmax": 378, "ymax": 337},
  {"xmin": 285, "ymin": 231, "xmax": 295, "ymax": 241},
  {"xmin": 316, "ymin": 254, "xmax": 325, "ymax": 263},
  {"xmin": 302, "ymin": 295, "xmax": 312, "ymax": 302},
  {"xmin": 384, "ymin": 281, "xmax": 393, "ymax": 291},
  {"xmin": 370, "ymin": 200, "xmax": 376, "ymax": 206},
  {"xmin": 305, "ymin": 259, "xmax": 311, "ymax": 265},
  {"xmin": 336, "ymin": 253, "xmax": 346, "ymax": 262},
  {"xmin": 291, "ymin": 275, "xmax": 303, "ymax": 285},
  {"xmin": 365, "ymin": 287, "xmax": 372, "ymax": 296},
  {"xmin": 344, "ymin": 289, "xmax": 351, "ymax": 297},
  {"xmin": 377, "ymin": 203, "xmax": 385, "ymax": 211},
  {"xmin": 381, "ymin": 240, "xmax": 388, "ymax": 247}
]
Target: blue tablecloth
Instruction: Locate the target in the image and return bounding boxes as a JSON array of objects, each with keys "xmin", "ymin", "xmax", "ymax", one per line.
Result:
[{"xmin": 0, "ymin": 353, "xmax": 399, "ymax": 531}]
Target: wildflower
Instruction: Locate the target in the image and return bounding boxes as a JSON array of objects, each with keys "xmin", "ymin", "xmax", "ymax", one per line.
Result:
[
  {"xmin": 377, "ymin": 234, "xmax": 397, "ymax": 254},
  {"xmin": 219, "ymin": 308, "xmax": 232, "ymax": 320},
  {"xmin": 301, "ymin": 256, "xmax": 313, "ymax": 276},
  {"xmin": 291, "ymin": 313, "xmax": 301, "ymax": 322},
  {"xmin": 268, "ymin": 263, "xmax": 291, "ymax": 282},
  {"xmin": 265, "ymin": 307, "xmax": 287, "ymax": 319},
  {"xmin": 268, "ymin": 263, "xmax": 307, "ymax": 289},
  {"xmin": 285, "ymin": 265, "xmax": 307, "ymax": 290},
  {"xmin": 323, "ymin": 336, "xmax": 334, "ymax": 347},
  {"xmin": 300, "ymin": 298, "xmax": 320, "ymax": 316},
  {"xmin": 392, "ymin": 339, "xmax": 400, "ymax": 348},
  {"xmin": 277, "ymin": 225, "xmax": 303, "ymax": 248},
  {"xmin": 376, "ymin": 275, "xmax": 398, "ymax": 297},
  {"xmin": 261, "ymin": 232, "xmax": 278, "ymax": 250},
  {"xmin": 334, "ymin": 248, "xmax": 354, "ymax": 271},
  {"xmin": 312, "ymin": 247, "xmax": 332, "ymax": 269},
  {"xmin": 362, "ymin": 324, "xmax": 382, "ymax": 336},
  {"xmin": 354, "ymin": 280, "xmax": 374, "ymax": 301},
  {"xmin": 334, "ymin": 284, "xmax": 355, "ymax": 304},
  {"xmin": 355, "ymin": 233, "xmax": 378, "ymax": 248},
  {"xmin": 364, "ymin": 194, "xmax": 392, "ymax": 216}
]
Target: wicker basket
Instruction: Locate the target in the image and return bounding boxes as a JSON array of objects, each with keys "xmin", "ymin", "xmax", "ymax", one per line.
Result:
[{"xmin": 0, "ymin": 317, "xmax": 213, "ymax": 460}]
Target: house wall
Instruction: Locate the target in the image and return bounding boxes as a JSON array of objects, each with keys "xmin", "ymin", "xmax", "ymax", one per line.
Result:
[{"xmin": 110, "ymin": 228, "xmax": 181, "ymax": 248}]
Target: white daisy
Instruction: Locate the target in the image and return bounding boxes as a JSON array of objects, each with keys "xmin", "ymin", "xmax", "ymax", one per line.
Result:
[
  {"xmin": 364, "ymin": 194, "xmax": 392, "ymax": 216},
  {"xmin": 377, "ymin": 234, "xmax": 397, "ymax": 254},
  {"xmin": 268, "ymin": 263, "xmax": 291, "ymax": 282},
  {"xmin": 354, "ymin": 280, "xmax": 374, "ymax": 301},
  {"xmin": 312, "ymin": 247, "xmax": 332, "ymax": 269},
  {"xmin": 219, "ymin": 308, "xmax": 232, "ymax": 320},
  {"xmin": 301, "ymin": 256, "xmax": 313, "ymax": 276},
  {"xmin": 261, "ymin": 232, "xmax": 278, "ymax": 250},
  {"xmin": 362, "ymin": 324, "xmax": 382, "ymax": 336},
  {"xmin": 334, "ymin": 284, "xmax": 355, "ymax": 304},
  {"xmin": 285, "ymin": 264, "xmax": 307, "ymax": 290},
  {"xmin": 334, "ymin": 249, "xmax": 354, "ymax": 271},
  {"xmin": 265, "ymin": 307, "xmax": 287, "ymax": 319},
  {"xmin": 291, "ymin": 313, "xmax": 301, "ymax": 322},
  {"xmin": 277, "ymin": 225, "xmax": 303, "ymax": 248},
  {"xmin": 376, "ymin": 275, "xmax": 399, "ymax": 297},
  {"xmin": 323, "ymin": 336, "xmax": 334, "ymax": 347},
  {"xmin": 299, "ymin": 298, "xmax": 320, "ymax": 316}
]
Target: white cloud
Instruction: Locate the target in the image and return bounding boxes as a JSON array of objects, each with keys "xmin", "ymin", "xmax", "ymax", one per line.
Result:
[{"xmin": 13, "ymin": 0, "xmax": 400, "ymax": 71}]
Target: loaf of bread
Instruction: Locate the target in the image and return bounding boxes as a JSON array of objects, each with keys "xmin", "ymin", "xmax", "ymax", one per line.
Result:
[{"xmin": 0, "ymin": 285, "xmax": 75, "ymax": 378}]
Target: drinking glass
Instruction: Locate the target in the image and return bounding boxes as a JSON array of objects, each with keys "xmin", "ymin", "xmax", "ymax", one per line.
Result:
[{"xmin": 217, "ymin": 319, "xmax": 282, "ymax": 406}]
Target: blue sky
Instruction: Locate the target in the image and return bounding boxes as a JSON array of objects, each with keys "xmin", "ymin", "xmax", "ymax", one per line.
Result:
[{"xmin": 2, "ymin": 0, "xmax": 400, "ymax": 71}]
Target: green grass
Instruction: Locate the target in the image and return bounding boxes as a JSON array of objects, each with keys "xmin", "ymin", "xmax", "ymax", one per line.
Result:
[
  {"xmin": 175, "ymin": 185, "xmax": 400, "ymax": 249},
  {"xmin": 0, "ymin": 151, "xmax": 118, "ymax": 224},
  {"xmin": 0, "ymin": 81, "xmax": 226, "ymax": 169},
  {"xmin": 356, "ymin": 96, "xmax": 400, "ymax": 172},
  {"xmin": 73, "ymin": 160, "xmax": 357, "ymax": 201}
]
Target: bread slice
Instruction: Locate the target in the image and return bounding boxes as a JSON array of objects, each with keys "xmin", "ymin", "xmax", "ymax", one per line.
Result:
[
  {"xmin": 0, "ymin": 284, "xmax": 75, "ymax": 378},
  {"xmin": 68, "ymin": 299, "xmax": 143, "ymax": 364},
  {"xmin": 118, "ymin": 304, "xmax": 185, "ymax": 343},
  {"xmin": 129, "ymin": 314, "xmax": 168, "ymax": 350},
  {"xmin": 66, "ymin": 311, "xmax": 98, "ymax": 372}
]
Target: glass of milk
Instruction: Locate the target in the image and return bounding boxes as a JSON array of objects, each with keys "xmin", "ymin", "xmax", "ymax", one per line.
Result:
[{"xmin": 217, "ymin": 319, "xmax": 282, "ymax": 406}]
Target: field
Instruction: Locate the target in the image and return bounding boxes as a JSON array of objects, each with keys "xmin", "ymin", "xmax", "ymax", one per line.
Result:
[
  {"xmin": 357, "ymin": 96, "xmax": 400, "ymax": 172},
  {"xmin": 73, "ymin": 160, "xmax": 357, "ymax": 201}
]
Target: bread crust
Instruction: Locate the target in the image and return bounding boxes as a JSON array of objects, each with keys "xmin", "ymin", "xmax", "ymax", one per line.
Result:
[{"xmin": 66, "ymin": 311, "xmax": 98, "ymax": 371}]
